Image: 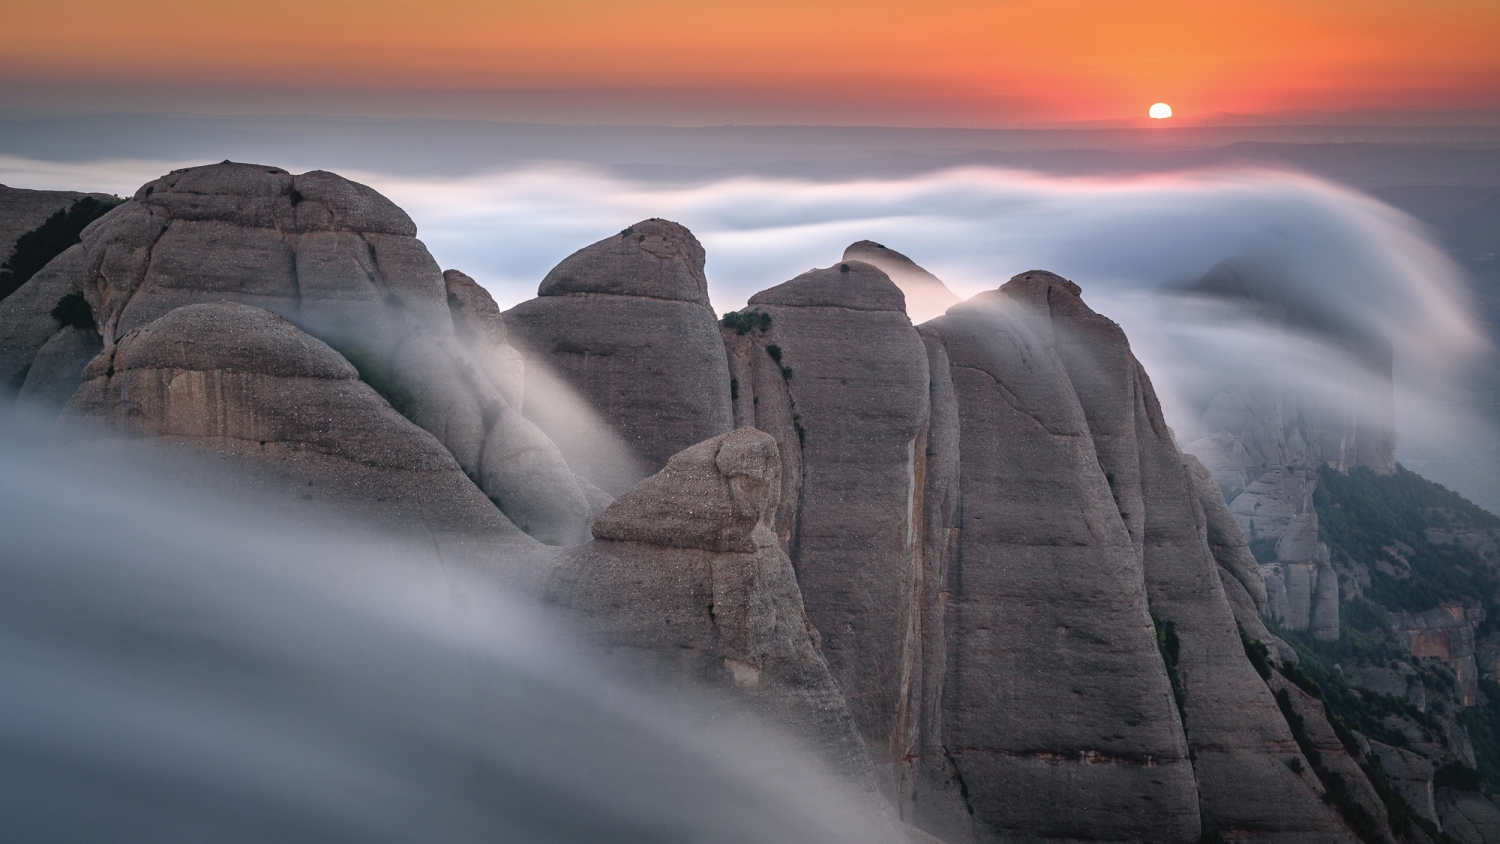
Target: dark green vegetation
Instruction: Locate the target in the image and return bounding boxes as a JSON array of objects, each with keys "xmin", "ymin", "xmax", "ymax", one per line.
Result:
[
  {"xmin": 1152, "ymin": 611, "xmax": 1188, "ymax": 727},
  {"xmin": 720, "ymin": 310, "xmax": 771, "ymax": 334},
  {"xmin": 334, "ymin": 345, "xmax": 419, "ymax": 420},
  {"xmin": 50, "ymin": 292, "xmax": 95, "ymax": 331},
  {"xmin": 1261, "ymin": 463, "xmax": 1500, "ymax": 807},
  {"xmin": 1273, "ymin": 614, "xmax": 1448, "ymax": 751},
  {"xmin": 1464, "ymin": 680, "xmax": 1500, "ymax": 794},
  {"xmin": 0, "ymin": 196, "xmax": 122, "ymax": 302},
  {"xmin": 1270, "ymin": 657, "xmax": 1455, "ymax": 844},
  {"xmin": 1315, "ymin": 465, "xmax": 1499, "ymax": 615}
]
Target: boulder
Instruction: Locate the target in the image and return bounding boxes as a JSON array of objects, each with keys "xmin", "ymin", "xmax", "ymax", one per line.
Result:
[{"xmin": 503, "ymin": 219, "xmax": 733, "ymax": 494}]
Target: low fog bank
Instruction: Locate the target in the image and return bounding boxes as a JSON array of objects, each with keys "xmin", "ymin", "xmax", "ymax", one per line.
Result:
[
  {"xmin": 3, "ymin": 152, "xmax": 1496, "ymax": 509},
  {"xmin": 0, "ymin": 420, "xmax": 895, "ymax": 843}
]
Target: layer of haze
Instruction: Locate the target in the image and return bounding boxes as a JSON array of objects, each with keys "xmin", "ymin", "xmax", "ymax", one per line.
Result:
[
  {"xmin": 0, "ymin": 421, "xmax": 897, "ymax": 843},
  {"xmin": 2, "ymin": 148, "xmax": 1495, "ymax": 508},
  {"xmin": 4, "ymin": 0, "xmax": 1500, "ymax": 124}
]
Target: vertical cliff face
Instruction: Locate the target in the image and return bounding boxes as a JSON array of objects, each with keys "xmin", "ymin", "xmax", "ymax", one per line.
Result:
[
  {"xmin": 922, "ymin": 289, "xmax": 1202, "ymax": 843},
  {"xmin": 502, "ymin": 219, "xmax": 735, "ymax": 495},
  {"xmin": 996, "ymin": 270, "xmax": 1360, "ymax": 842},
  {"xmin": 735, "ymin": 262, "xmax": 936, "ymax": 805}
]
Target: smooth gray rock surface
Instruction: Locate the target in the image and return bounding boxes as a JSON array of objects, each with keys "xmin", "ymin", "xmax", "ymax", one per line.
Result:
[
  {"xmin": 923, "ymin": 286, "xmax": 1200, "ymax": 843},
  {"xmin": 995, "ymin": 270, "xmax": 1359, "ymax": 843},
  {"xmin": 504, "ymin": 219, "xmax": 733, "ymax": 494},
  {"xmin": 539, "ymin": 218, "xmax": 710, "ymax": 306},
  {"xmin": 1437, "ymin": 789, "xmax": 1500, "ymax": 844},
  {"xmin": 738, "ymin": 262, "xmax": 935, "ymax": 807},
  {"xmin": 17, "ymin": 324, "xmax": 101, "ymax": 411},
  {"xmin": 542, "ymin": 428, "xmax": 906, "ymax": 842}
]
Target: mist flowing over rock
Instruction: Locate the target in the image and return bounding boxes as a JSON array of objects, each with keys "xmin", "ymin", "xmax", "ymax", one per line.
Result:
[
  {"xmin": 1, "ymin": 165, "xmax": 1463, "ymax": 844},
  {"xmin": 503, "ymin": 218, "xmax": 735, "ymax": 494},
  {"xmin": 842, "ymin": 241, "xmax": 961, "ymax": 324},
  {"xmin": 0, "ymin": 161, "xmax": 595, "ymax": 544}
]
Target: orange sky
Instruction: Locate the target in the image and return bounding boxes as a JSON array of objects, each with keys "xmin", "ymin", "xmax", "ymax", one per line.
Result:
[{"xmin": 3, "ymin": 0, "xmax": 1499, "ymax": 124}]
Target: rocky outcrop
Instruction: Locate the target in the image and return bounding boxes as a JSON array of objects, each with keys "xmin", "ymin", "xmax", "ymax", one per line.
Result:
[
  {"xmin": 1390, "ymin": 603, "xmax": 1484, "ymax": 706},
  {"xmin": 1438, "ymin": 790, "xmax": 1500, "ymax": 844},
  {"xmin": 842, "ymin": 241, "xmax": 960, "ymax": 324},
  {"xmin": 0, "ymin": 162, "xmax": 593, "ymax": 544},
  {"xmin": 61, "ymin": 302, "xmax": 529, "ymax": 546},
  {"xmin": 1260, "ymin": 512, "xmax": 1341, "ymax": 640},
  {"xmin": 737, "ymin": 261, "xmax": 939, "ymax": 811},
  {"xmin": 921, "ymin": 284, "xmax": 1202, "ymax": 842},
  {"xmin": 503, "ymin": 219, "xmax": 734, "ymax": 494},
  {"xmin": 1370, "ymin": 741, "xmax": 1438, "ymax": 825},
  {"xmin": 541, "ymin": 427, "xmax": 902, "ymax": 838},
  {"xmin": 993, "ymin": 270, "xmax": 1360, "ymax": 843}
]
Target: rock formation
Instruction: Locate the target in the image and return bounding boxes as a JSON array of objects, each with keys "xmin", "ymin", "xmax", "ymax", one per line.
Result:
[
  {"xmin": 503, "ymin": 219, "xmax": 735, "ymax": 494},
  {"xmin": 993, "ymin": 270, "xmax": 1358, "ymax": 842},
  {"xmin": 921, "ymin": 284, "xmax": 1202, "ymax": 842},
  {"xmin": 62, "ymin": 301, "xmax": 528, "ymax": 546},
  {"xmin": 1, "ymin": 162, "xmax": 594, "ymax": 544},
  {"xmin": 4, "ymin": 166, "xmax": 1463, "ymax": 844},
  {"xmin": 842, "ymin": 241, "xmax": 960, "ymax": 324},
  {"xmin": 544, "ymin": 429, "xmax": 885, "ymax": 787}
]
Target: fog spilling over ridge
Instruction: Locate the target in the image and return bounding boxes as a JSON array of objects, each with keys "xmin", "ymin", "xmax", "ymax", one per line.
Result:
[{"xmin": 2, "ymin": 153, "xmax": 1493, "ymax": 507}]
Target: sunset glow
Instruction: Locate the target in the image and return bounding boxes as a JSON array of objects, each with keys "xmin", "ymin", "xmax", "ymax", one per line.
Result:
[
  {"xmin": 1149, "ymin": 103, "xmax": 1173, "ymax": 119},
  {"xmin": 2, "ymin": 0, "xmax": 1499, "ymax": 124}
]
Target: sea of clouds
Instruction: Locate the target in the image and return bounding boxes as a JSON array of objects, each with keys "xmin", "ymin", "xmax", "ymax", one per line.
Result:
[{"xmin": 2, "ymin": 154, "xmax": 1493, "ymax": 506}]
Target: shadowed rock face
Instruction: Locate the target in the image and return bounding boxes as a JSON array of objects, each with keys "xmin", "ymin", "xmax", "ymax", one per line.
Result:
[
  {"xmin": 0, "ymin": 161, "xmax": 593, "ymax": 545},
  {"xmin": 503, "ymin": 219, "xmax": 734, "ymax": 494},
  {"xmin": 922, "ymin": 289, "xmax": 1201, "ymax": 843},
  {"xmin": 996, "ymin": 270, "xmax": 1359, "ymax": 844},
  {"xmin": 61, "ymin": 302, "xmax": 528, "ymax": 546}
]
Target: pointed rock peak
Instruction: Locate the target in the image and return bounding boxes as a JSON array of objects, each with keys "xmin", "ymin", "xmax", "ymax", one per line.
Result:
[
  {"xmin": 538, "ymin": 218, "xmax": 709, "ymax": 306},
  {"xmin": 590, "ymin": 427, "xmax": 780, "ymax": 553},
  {"xmin": 842, "ymin": 240, "xmax": 960, "ymax": 322},
  {"xmin": 748, "ymin": 260, "xmax": 906, "ymax": 313}
]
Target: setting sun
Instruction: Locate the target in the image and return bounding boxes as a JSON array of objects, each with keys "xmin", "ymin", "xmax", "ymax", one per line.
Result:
[{"xmin": 1149, "ymin": 102, "xmax": 1173, "ymax": 119}]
